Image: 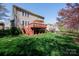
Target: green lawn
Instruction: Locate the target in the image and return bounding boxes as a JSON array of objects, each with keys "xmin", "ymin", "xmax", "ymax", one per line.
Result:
[{"xmin": 0, "ymin": 32, "xmax": 79, "ymax": 56}]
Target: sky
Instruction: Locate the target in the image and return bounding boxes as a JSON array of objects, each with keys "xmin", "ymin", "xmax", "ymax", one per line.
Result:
[{"xmin": 5, "ymin": 3, "xmax": 66, "ymax": 25}]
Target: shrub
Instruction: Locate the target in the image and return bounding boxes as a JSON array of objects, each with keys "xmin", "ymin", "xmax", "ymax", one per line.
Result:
[
  {"xmin": 0, "ymin": 33, "xmax": 79, "ymax": 56},
  {"xmin": 0, "ymin": 27, "xmax": 22, "ymax": 37},
  {"xmin": 0, "ymin": 29, "xmax": 11, "ymax": 37},
  {"xmin": 10, "ymin": 27, "xmax": 22, "ymax": 36}
]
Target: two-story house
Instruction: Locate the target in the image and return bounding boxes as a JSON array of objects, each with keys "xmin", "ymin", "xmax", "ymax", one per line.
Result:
[{"xmin": 11, "ymin": 5, "xmax": 46, "ymax": 35}]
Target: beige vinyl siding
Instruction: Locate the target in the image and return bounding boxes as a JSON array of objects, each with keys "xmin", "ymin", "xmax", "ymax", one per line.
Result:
[{"xmin": 13, "ymin": 5, "xmax": 44, "ymax": 28}]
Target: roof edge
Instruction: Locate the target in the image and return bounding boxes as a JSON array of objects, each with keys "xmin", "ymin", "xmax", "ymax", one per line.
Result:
[{"xmin": 13, "ymin": 5, "xmax": 44, "ymax": 19}]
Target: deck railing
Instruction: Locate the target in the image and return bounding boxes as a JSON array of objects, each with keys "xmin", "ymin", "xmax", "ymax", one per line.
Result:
[{"xmin": 29, "ymin": 23, "xmax": 46, "ymax": 28}]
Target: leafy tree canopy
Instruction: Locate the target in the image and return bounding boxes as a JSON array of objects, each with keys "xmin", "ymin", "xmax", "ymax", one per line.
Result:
[{"xmin": 57, "ymin": 3, "xmax": 79, "ymax": 31}]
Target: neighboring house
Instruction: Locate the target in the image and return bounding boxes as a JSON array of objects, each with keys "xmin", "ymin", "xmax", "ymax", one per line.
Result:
[
  {"xmin": 0, "ymin": 20, "xmax": 5, "ymax": 30},
  {"xmin": 46, "ymin": 24, "xmax": 60, "ymax": 32},
  {"xmin": 46, "ymin": 24, "xmax": 55, "ymax": 32},
  {"xmin": 11, "ymin": 5, "xmax": 46, "ymax": 35},
  {"xmin": 54, "ymin": 24, "xmax": 60, "ymax": 32},
  {"xmin": 0, "ymin": 19, "xmax": 11, "ymax": 30}
]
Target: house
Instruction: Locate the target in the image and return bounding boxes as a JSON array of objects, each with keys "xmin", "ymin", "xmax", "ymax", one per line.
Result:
[
  {"xmin": 46, "ymin": 24, "xmax": 60, "ymax": 32},
  {"xmin": 0, "ymin": 22, "xmax": 4, "ymax": 30},
  {"xmin": 46, "ymin": 24, "xmax": 55, "ymax": 32},
  {"xmin": 11, "ymin": 5, "xmax": 46, "ymax": 35},
  {"xmin": 0, "ymin": 20, "xmax": 5, "ymax": 30}
]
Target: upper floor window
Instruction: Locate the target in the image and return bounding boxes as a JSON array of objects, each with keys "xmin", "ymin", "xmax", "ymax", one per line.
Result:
[
  {"xmin": 25, "ymin": 12, "xmax": 29, "ymax": 17},
  {"xmin": 22, "ymin": 11, "xmax": 29, "ymax": 17},
  {"xmin": 22, "ymin": 12, "xmax": 25, "ymax": 16},
  {"xmin": 27, "ymin": 13, "xmax": 29, "ymax": 17}
]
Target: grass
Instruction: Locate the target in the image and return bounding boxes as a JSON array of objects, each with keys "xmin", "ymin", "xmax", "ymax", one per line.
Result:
[{"xmin": 0, "ymin": 32, "xmax": 79, "ymax": 56}]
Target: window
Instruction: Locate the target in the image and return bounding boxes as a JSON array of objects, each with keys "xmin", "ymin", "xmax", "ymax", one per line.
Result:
[
  {"xmin": 25, "ymin": 21, "xmax": 27, "ymax": 25},
  {"xmin": 27, "ymin": 13, "xmax": 29, "ymax": 17},
  {"xmin": 25, "ymin": 12, "xmax": 29, "ymax": 17},
  {"xmin": 22, "ymin": 11, "xmax": 29, "ymax": 17},
  {"xmin": 22, "ymin": 21, "xmax": 24, "ymax": 26},
  {"xmin": 25, "ymin": 13, "xmax": 27, "ymax": 16},
  {"xmin": 25, "ymin": 21, "xmax": 29, "ymax": 25},
  {"xmin": 22, "ymin": 12, "xmax": 25, "ymax": 16},
  {"xmin": 22, "ymin": 12, "xmax": 24, "ymax": 16}
]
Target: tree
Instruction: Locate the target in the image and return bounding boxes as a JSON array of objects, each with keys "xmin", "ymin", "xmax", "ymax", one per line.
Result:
[
  {"xmin": 0, "ymin": 3, "xmax": 9, "ymax": 20},
  {"xmin": 57, "ymin": 3, "xmax": 79, "ymax": 32}
]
